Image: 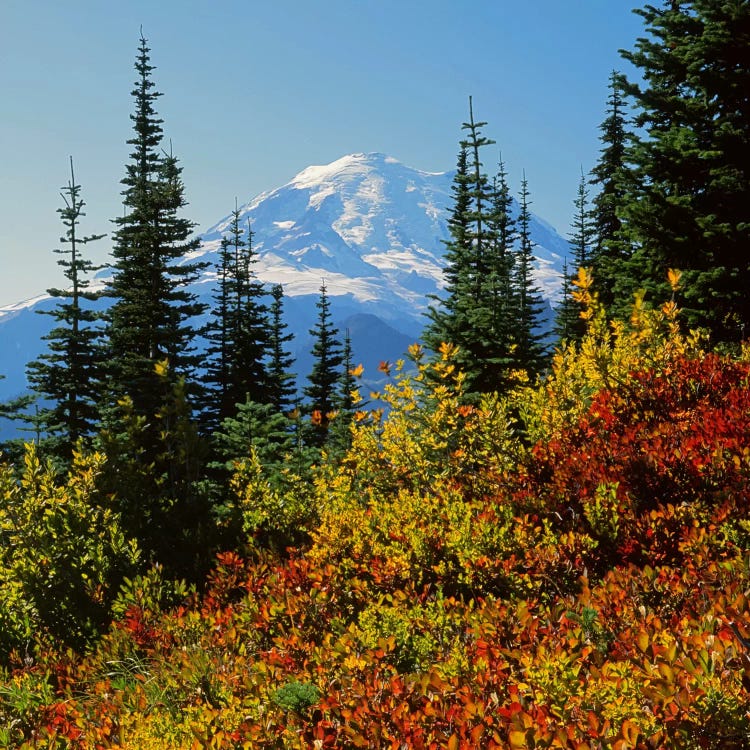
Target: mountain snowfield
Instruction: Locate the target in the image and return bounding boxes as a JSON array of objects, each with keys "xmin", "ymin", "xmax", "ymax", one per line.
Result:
[{"xmin": 0, "ymin": 152, "xmax": 570, "ymax": 406}]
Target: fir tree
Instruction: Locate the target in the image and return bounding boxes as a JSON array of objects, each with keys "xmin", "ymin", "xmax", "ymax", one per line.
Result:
[
  {"xmin": 327, "ymin": 328, "xmax": 358, "ymax": 457},
  {"xmin": 555, "ymin": 169, "xmax": 593, "ymax": 344},
  {"xmin": 99, "ymin": 33, "xmax": 210, "ymax": 572},
  {"xmin": 201, "ymin": 226, "xmax": 234, "ymax": 432},
  {"xmin": 104, "ymin": 33, "xmax": 206, "ymax": 422},
  {"xmin": 231, "ymin": 217, "xmax": 270, "ymax": 405},
  {"xmin": 202, "ymin": 207, "xmax": 270, "ymax": 430},
  {"xmin": 618, "ymin": 1, "xmax": 750, "ymax": 341},
  {"xmin": 426, "ymin": 99, "xmax": 521, "ymax": 395},
  {"xmin": 304, "ymin": 282, "xmax": 343, "ymax": 447},
  {"xmin": 424, "ymin": 146, "xmax": 471, "ymax": 352},
  {"xmin": 26, "ymin": 158, "xmax": 105, "ymax": 461},
  {"xmin": 266, "ymin": 283, "xmax": 296, "ymax": 413},
  {"xmin": 589, "ymin": 70, "xmax": 629, "ymax": 310},
  {"xmin": 512, "ymin": 172, "xmax": 547, "ymax": 376}
]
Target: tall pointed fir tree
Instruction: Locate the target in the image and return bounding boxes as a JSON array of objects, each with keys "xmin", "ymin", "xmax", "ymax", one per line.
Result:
[
  {"xmin": 473, "ymin": 155, "xmax": 518, "ymax": 390},
  {"xmin": 202, "ymin": 206, "xmax": 270, "ymax": 432},
  {"xmin": 512, "ymin": 172, "xmax": 547, "ymax": 377},
  {"xmin": 424, "ymin": 145, "xmax": 471, "ymax": 352},
  {"xmin": 554, "ymin": 169, "xmax": 593, "ymax": 344},
  {"xmin": 327, "ymin": 327, "xmax": 358, "ymax": 457},
  {"xmin": 231, "ymin": 217, "xmax": 270, "ymax": 405},
  {"xmin": 201, "ymin": 220, "xmax": 235, "ymax": 433},
  {"xmin": 26, "ymin": 158, "xmax": 105, "ymax": 463},
  {"xmin": 425, "ymin": 98, "xmax": 521, "ymax": 395},
  {"xmin": 105, "ymin": 34, "xmax": 205, "ymax": 415},
  {"xmin": 304, "ymin": 282, "xmax": 343, "ymax": 448},
  {"xmin": 99, "ymin": 33, "xmax": 209, "ymax": 573},
  {"xmin": 589, "ymin": 70, "xmax": 629, "ymax": 311},
  {"xmin": 266, "ymin": 283, "xmax": 296, "ymax": 413},
  {"xmin": 617, "ymin": 1, "xmax": 750, "ymax": 341}
]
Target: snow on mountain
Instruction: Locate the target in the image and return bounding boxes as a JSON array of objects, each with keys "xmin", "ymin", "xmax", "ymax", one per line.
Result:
[
  {"xmin": 195, "ymin": 152, "xmax": 569, "ymax": 328},
  {"xmin": 0, "ymin": 152, "xmax": 570, "ymax": 407}
]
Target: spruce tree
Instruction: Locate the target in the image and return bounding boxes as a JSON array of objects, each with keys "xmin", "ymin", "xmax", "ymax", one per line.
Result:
[
  {"xmin": 618, "ymin": 1, "xmax": 750, "ymax": 341},
  {"xmin": 589, "ymin": 70, "xmax": 629, "ymax": 310},
  {"xmin": 424, "ymin": 146, "xmax": 471, "ymax": 352},
  {"xmin": 99, "ymin": 33, "xmax": 210, "ymax": 572},
  {"xmin": 104, "ymin": 33, "xmax": 206, "ymax": 421},
  {"xmin": 231, "ymin": 217, "xmax": 269, "ymax": 405},
  {"xmin": 202, "ymin": 207, "xmax": 270, "ymax": 430},
  {"xmin": 266, "ymin": 283, "xmax": 296, "ymax": 413},
  {"xmin": 26, "ymin": 158, "xmax": 105, "ymax": 461},
  {"xmin": 201, "ymin": 227, "xmax": 234, "ymax": 432},
  {"xmin": 555, "ymin": 170, "xmax": 593, "ymax": 344},
  {"xmin": 304, "ymin": 282, "xmax": 343, "ymax": 448},
  {"xmin": 426, "ymin": 99, "xmax": 521, "ymax": 394},
  {"xmin": 511, "ymin": 172, "xmax": 547, "ymax": 377}
]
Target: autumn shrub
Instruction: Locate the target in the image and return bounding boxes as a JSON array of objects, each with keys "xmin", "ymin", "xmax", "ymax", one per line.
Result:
[{"xmin": 0, "ymin": 445, "xmax": 140, "ymax": 656}]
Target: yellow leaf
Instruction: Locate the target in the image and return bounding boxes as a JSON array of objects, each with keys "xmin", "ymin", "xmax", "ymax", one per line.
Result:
[
  {"xmin": 667, "ymin": 268, "xmax": 682, "ymax": 291},
  {"xmin": 509, "ymin": 729, "xmax": 528, "ymax": 749},
  {"xmin": 447, "ymin": 734, "xmax": 459, "ymax": 750}
]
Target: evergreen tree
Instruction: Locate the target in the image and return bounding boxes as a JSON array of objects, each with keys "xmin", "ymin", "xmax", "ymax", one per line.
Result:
[
  {"xmin": 555, "ymin": 169, "xmax": 593, "ymax": 344},
  {"xmin": 201, "ymin": 225, "xmax": 234, "ymax": 432},
  {"xmin": 424, "ymin": 146, "xmax": 472, "ymax": 352},
  {"xmin": 104, "ymin": 33, "xmax": 206, "ymax": 422},
  {"xmin": 304, "ymin": 282, "xmax": 343, "ymax": 447},
  {"xmin": 618, "ymin": 1, "xmax": 750, "ymax": 341},
  {"xmin": 26, "ymin": 158, "xmax": 105, "ymax": 461},
  {"xmin": 202, "ymin": 207, "xmax": 270, "ymax": 430},
  {"xmin": 231, "ymin": 217, "xmax": 270, "ymax": 405},
  {"xmin": 512, "ymin": 172, "xmax": 547, "ymax": 376},
  {"xmin": 426, "ymin": 99, "xmax": 523, "ymax": 394},
  {"xmin": 327, "ymin": 328, "xmax": 358, "ymax": 457},
  {"xmin": 470, "ymin": 156, "xmax": 518, "ymax": 390},
  {"xmin": 266, "ymin": 283, "xmax": 296, "ymax": 413},
  {"xmin": 553, "ymin": 260, "xmax": 578, "ymax": 344},
  {"xmin": 589, "ymin": 70, "xmax": 629, "ymax": 310},
  {"xmin": 99, "ymin": 33, "xmax": 210, "ymax": 572}
]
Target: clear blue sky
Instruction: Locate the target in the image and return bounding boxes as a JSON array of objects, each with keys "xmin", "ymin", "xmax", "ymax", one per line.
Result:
[{"xmin": 1, "ymin": 0, "xmax": 644, "ymax": 307}]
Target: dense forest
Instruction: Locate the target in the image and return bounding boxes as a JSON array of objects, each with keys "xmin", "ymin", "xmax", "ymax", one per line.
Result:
[{"xmin": 1, "ymin": 1, "xmax": 750, "ymax": 747}]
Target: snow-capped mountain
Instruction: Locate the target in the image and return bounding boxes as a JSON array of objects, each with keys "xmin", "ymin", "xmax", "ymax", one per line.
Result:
[{"xmin": 0, "ymin": 152, "xmax": 570, "ymax": 408}]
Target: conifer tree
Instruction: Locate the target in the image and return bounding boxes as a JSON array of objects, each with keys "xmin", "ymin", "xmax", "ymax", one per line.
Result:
[
  {"xmin": 266, "ymin": 283, "xmax": 296, "ymax": 413},
  {"xmin": 304, "ymin": 282, "xmax": 343, "ymax": 447},
  {"xmin": 555, "ymin": 170, "xmax": 593, "ymax": 344},
  {"xmin": 426, "ymin": 99, "xmax": 524, "ymax": 394},
  {"xmin": 512, "ymin": 173, "xmax": 547, "ymax": 376},
  {"xmin": 424, "ymin": 146, "xmax": 471, "ymax": 352},
  {"xmin": 26, "ymin": 158, "xmax": 105, "ymax": 461},
  {"xmin": 231, "ymin": 217, "xmax": 269, "ymax": 405},
  {"xmin": 201, "ymin": 225, "xmax": 234, "ymax": 432},
  {"xmin": 202, "ymin": 207, "xmax": 270, "ymax": 430},
  {"xmin": 617, "ymin": 1, "xmax": 750, "ymax": 340},
  {"xmin": 98, "ymin": 33, "xmax": 210, "ymax": 572},
  {"xmin": 104, "ymin": 33, "xmax": 206, "ymax": 422},
  {"xmin": 589, "ymin": 70, "xmax": 629, "ymax": 310}
]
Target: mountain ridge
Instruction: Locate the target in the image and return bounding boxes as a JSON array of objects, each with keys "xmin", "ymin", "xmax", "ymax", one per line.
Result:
[{"xmin": 0, "ymin": 152, "xmax": 570, "ymax": 408}]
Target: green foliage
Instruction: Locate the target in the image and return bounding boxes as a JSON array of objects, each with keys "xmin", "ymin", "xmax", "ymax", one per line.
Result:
[
  {"xmin": 617, "ymin": 1, "xmax": 750, "ymax": 340},
  {"xmin": 0, "ymin": 444, "xmax": 140, "ymax": 655},
  {"xmin": 97, "ymin": 362, "xmax": 212, "ymax": 579},
  {"xmin": 303, "ymin": 282, "xmax": 344, "ymax": 447},
  {"xmin": 271, "ymin": 681, "xmax": 321, "ymax": 715},
  {"xmin": 104, "ymin": 34, "xmax": 206, "ymax": 419},
  {"xmin": 26, "ymin": 158, "xmax": 105, "ymax": 463}
]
